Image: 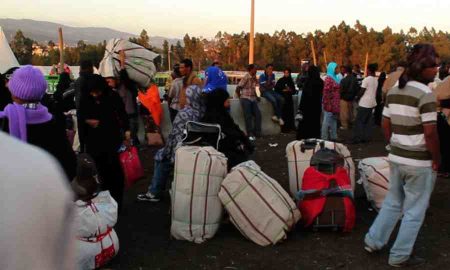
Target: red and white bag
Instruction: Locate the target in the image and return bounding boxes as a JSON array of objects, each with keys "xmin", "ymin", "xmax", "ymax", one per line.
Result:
[
  {"xmin": 358, "ymin": 157, "xmax": 390, "ymax": 211},
  {"xmin": 171, "ymin": 146, "xmax": 228, "ymax": 243},
  {"xmin": 286, "ymin": 139, "xmax": 355, "ymax": 197},
  {"xmin": 219, "ymin": 161, "xmax": 300, "ymax": 246},
  {"xmin": 74, "ymin": 191, "xmax": 119, "ymax": 270}
]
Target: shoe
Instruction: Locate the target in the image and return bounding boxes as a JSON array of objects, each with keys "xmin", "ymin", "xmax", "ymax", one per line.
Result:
[
  {"xmin": 389, "ymin": 256, "xmax": 425, "ymax": 268},
  {"xmin": 364, "ymin": 245, "xmax": 376, "ymax": 254},
  {"xmin": 279, "ymin": 118, "xmax": 285, "ymax": 126},
  {"xmin": 249, "ymin": 136, "xmax": 256, "ymax": 141},
  {"xmin": 271, "ymin": 116, "xmax": 279, "ymax": 122},
  {"xmin": 137, "ymin": 192, "xmax": 160, "ymax": 202}
]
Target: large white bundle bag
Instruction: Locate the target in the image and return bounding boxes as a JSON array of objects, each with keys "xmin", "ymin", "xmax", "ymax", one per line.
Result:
[
  {"xmin": 358, "ymin": 157, "xmax": 390, "ymax": 211},
  {"xmin": 99, "ymin": 38, "xmax": 158, "ymax": 89},
  {"xmin": 171, "ymin": 146, "xmax": 228, "ymax": 244},
  {"xmin": 286, "ymin": 139, "xmax": 355, "ymax": 197},
  {"xmin": 219, "ymin": 161, "xmax": 300, "ymax": 247},
  {"xmin": 74, "ymin": 191, "xmax": 119, "ymax": 270}
]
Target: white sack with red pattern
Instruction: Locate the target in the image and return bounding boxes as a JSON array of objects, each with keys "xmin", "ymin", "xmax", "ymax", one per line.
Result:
[
  {"xmin": 358, "ymin": 157, "xmax": 390, "ymax": 211},
  {"xmin": 170, "ymin": 146, "xmax": 228, "ymax": 244},
  {"xmin": 218, "ymin": 161, "xmax": 300, "ymax": 246},
  {"xmin": 74, "ymin": 191, "xmax": 119, "ymax": 270}
]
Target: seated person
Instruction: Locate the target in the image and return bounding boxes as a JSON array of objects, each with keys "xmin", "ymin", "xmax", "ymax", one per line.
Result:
[
  {"xmin": 202, "ymin": 89, "xmax": 254, "ymax": 170},
  {"xmin": 259, "ymin": 63, "xmax": 285, "ymax": 126},
  {"xmin": 72, "ymin": 154, "xmax": 119, "ymax": 270},
  {"xmin": 137, "ymin": 85, "xmax": 205, "ymax": 202}
]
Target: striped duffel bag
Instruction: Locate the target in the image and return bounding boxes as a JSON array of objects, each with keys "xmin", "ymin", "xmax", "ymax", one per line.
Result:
[
  {"xmin": 218, "ymin": 161, "xmax": 301, "ymax": 246},
  {"xmin": 286, "ymin": 139, "xmax": 356, "ymax": 197},
  {"xmin": 170, "ymin": 146, "xmax": 228, "ymax": 243},
  {"xmin": 358, "ymin": 157, "xmax": 390, "ymax": 211}
]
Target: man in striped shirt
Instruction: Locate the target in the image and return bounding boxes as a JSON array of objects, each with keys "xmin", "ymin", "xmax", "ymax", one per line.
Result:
[{"xmin": 364, "ymin": 44, "xmax": 441, "ymax": 268}]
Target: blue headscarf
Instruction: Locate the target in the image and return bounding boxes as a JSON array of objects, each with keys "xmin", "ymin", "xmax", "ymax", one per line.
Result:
[
  {"xmin": 203, "ymin": 66, "xmax": 228, "ymax": 93},
  {"xmin": 326, "ymin": 62, "xmax": 340, "ymax": 83}
]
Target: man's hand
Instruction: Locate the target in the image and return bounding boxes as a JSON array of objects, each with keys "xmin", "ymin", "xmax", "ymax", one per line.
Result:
[
  {"xmin": 424, "ymin": 123, "xmax": 440, "ymax": 172},
  {"xmin": 86, "ymin": 119, "xmax": 100, "ymax": 128},
  {"xmin": 124, "ymin": 130, "xmax": 132, "ymax": 146},
  {"xmin": 119, "ymin": 50, "xmax": 126, "ymax": 69},
  {"xmin": 432, "ymin": 160, "xmax": 440, "ymax": 172}
]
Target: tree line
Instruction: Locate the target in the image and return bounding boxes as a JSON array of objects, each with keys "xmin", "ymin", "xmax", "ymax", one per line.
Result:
[{"xmin": 9, "ymin": 20, "xmax": 450, "ymax": 72}]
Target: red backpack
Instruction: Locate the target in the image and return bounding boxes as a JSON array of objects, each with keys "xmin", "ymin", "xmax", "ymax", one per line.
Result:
[{"xmin": 298, "ymin": 167, "xmax": 355, "ymax": 232}]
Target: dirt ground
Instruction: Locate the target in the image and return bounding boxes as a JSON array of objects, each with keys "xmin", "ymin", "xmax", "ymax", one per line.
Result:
[{"xmin": 108, "ymin": 127, "xmax": 450, "ymax": 270}]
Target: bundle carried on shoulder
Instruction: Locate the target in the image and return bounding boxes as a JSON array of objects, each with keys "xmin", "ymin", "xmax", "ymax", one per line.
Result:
[
  {"xmin": 170, "ymin": 146, "xmax": 228, "ymax": 244},
  {"xmin": 286, "ymin": 139, "xmax": 355, "ymax": 197},
  {"xmin": 99, "ymin": 38, "xmax": 159, "ymax": 89},
  {"xmin": 358, "ymin": 157, "xmax": 390, "ymax": 211},
  {"xmin": 218, "ymin": 161, "xmax": 300, "ymax": 247}
]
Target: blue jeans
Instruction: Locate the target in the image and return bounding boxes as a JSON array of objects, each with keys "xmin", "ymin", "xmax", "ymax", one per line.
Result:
[
  {"xmin": 148, "ymin": 159, "xmax": 173, "ymax": 196},
  {"xmin": 321, "ymin": 111, "xmax": 338, "ymax": 140},
  {"xmin": 240, "ymin": 98, "xmax": 262, "ymax": 137},
  {"xmin": 365, "ymin": 162, "xmax": 436, "ymax": 264},
  {"xmin": 262, "ymin": 91, "xmax": 284, "ymax": 118}
]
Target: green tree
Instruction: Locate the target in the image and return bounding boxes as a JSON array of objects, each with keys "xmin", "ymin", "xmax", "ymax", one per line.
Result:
[{"xmin": 10, "ymin": 30, "xmax": 34, "ymax": 64}]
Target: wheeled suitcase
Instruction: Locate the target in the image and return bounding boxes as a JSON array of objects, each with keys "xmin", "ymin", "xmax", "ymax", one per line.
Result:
[
  {"xmin": 286, "ymin": 139, "xmax": 355, "ymax": 197},
  {"xmin": 297, "ymin": 142, "xmax": 356, "ymax": 232}
]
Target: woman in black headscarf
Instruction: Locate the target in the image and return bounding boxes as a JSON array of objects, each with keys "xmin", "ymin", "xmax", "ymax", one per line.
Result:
[
  {"xmin": 296, "ymin": 65, "xmax": 324, "ymax": 139},
  {"xmin": 202, "ymin": 89, "xmax": 254, "ymax": 170},
  {"xmin": 80, "ymin": 74, "xmax": 130, "ymax": 209},
  {"xmin": 275, "ymin": 68, "xmax": 296, "ymax": 132}
]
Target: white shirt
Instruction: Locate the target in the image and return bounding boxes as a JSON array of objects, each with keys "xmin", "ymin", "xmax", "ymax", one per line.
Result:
[
  {"xmin": 0, "ymin": 132, "xmax": 75, "ymax": 270},
  {"xmin": 359, "ymin": 76, "xmax": 379, "ymax": 108}
]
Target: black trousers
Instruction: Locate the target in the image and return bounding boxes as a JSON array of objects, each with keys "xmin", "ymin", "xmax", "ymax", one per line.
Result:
[
  {"xmin": 353, "ymin": 107, "xmax": 374, "ymax": 142},
  {"xmin": 89, "ymin": 151, "xmax": 125, "ymax": 210},
  {"xmin": 438, "ymin": 113, "xmax": 450, "ymax": 173}
]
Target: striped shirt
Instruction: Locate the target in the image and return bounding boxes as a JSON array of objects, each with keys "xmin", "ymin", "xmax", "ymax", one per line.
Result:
[{"xmin": 383, "ymin": 81, "xmax": 437, "ymax": 167}]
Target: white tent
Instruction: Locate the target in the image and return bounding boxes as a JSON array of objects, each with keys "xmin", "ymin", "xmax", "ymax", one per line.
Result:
[{"xmin": 0, "ymin": 27, "xmax": 19, "ymax": 74}]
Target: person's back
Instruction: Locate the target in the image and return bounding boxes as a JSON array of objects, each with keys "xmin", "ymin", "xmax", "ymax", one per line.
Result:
[
  {"xmin": 385, "ymin": 83, "xmax": 436, "ymax": 165},
  {"xmin": 27, "ymin": 117, "xmax": 77, "ymax": 179},
  {"xmin": 359, "ymin": 75, "xmax": 378, "ymax": 109},
  {"xmin": 340, "ymin": 73, "xmax": 359, "ymax": 102},
  {"xmin": 0, "ymin": 131, "xmax": 75, "ymax": 270}
]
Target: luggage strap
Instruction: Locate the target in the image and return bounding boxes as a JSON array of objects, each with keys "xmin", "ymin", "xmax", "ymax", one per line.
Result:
[{"xmin": 78, "ymin": 227, "xmax": 113, "ymax": 243}]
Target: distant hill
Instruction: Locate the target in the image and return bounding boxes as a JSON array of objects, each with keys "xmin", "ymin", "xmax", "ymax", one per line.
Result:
[{"xmin": 0, "ymin": 18, "xmax": 181, "ymax": 48}]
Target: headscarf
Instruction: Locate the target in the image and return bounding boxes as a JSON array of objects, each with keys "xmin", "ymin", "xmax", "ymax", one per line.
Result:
[
  {"xmin": 155, "ymin": 85, "xmax": 205, "ymax": 162},
  {"xmin": 327, "ymin": 62, "xmax": 340, "ymax": 83},
  {"xmin": 202, "ymin": 90, "xmax": 231, "ymax": 126},
  {"xmin": 203, "ymin": 66, "xmax": 228, "ymax": 93}
]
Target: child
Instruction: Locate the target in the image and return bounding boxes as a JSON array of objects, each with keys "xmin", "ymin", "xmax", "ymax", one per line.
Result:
[{"xmin": 72, "ymin": 154, "xmax": 119, "ymax": 270}]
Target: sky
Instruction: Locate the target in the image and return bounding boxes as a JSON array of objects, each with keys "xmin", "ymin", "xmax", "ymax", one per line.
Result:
[{"xmin": 1, "ymin": 0, "xmax": 450, "ymax": 38}]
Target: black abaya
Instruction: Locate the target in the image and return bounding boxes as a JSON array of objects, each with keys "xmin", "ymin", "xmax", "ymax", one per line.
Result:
[{"xmin": 296, "ymin": 74, "xmax": 323, "ymax": 140}]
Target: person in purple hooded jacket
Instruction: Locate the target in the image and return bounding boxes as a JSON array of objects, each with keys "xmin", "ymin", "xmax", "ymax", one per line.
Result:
[{"xmin": 0, "ymin": 65, "xmax": 76, "ymax": 180}]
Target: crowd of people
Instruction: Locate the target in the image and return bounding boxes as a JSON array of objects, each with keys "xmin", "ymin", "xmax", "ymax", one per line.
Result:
[{"xmin": 0, "ymin": 43, "xmax": 449, "ymax": 268}]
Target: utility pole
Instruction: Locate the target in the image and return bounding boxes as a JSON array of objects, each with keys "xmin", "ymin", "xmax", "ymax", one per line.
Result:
[
  {"xmin": 168, "ymin": 47, "xmax": 171, "ymax": 71},
  {"xmin": 58, "ymin": 27, "xmax": 64, "ymax": 74},
  {"xmin": 248, "ymin": 0, "xmax": 255, "ymax": 64}
]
